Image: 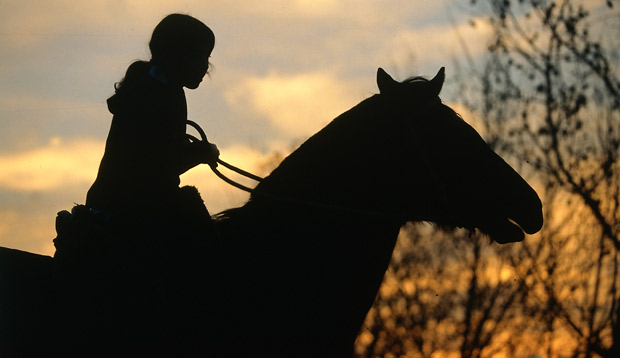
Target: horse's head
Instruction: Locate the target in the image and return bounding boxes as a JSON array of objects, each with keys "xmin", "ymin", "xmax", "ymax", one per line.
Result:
[{"xmin": 375, "ymin": 67, "xmax": 543, "ymax": 243}]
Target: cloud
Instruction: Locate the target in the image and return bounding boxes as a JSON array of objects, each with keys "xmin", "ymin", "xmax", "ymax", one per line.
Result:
[
  {"xmin": 0, "ymin": 140, "xmax": 276, "ymax": 255},
  {"xmin": 0, "ymin": 138, "xmax": 103, "ymax": 191},
  {"xmin": 218, "ymin": 0, "xmax": 446, "ymax": 24},
  {"xmin": 0, "ymin": 209, "xmax": 56, "ymax": 256},
  {"xmin": 379, "ymin": 19, "xmax": 494, "ymax": 76},
  {"xmin": 0, "ymin": 210, "xmax": 17, "ymax": 239},
  {"xmin": 225, "ymin": 71, "xmax": 362, "ymax": 138},
  {"xmin": 290, "ymin": 0, "xmax": 338, "ymax": 16}
]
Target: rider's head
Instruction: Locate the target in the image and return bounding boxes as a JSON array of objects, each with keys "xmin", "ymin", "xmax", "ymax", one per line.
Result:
[{"xmin": 149, "ymin": 14, "xmax": 215, "ymax": 89}]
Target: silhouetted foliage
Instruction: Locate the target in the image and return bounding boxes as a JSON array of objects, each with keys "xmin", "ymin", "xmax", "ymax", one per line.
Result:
[
  {"xmin": 355, "ymin": 227, "xmax": 544, "ymax": 358},
  {"xmin": 468, "ymin": 1, "xmax": 620, "ymax": 356}
]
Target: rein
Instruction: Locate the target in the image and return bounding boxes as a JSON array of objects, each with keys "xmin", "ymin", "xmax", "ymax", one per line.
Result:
[{"xmin": 186, "ymin": 120, "xmax": 262, "ymax": 193}]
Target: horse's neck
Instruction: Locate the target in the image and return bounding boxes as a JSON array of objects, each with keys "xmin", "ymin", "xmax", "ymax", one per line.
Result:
[
  {"xmin": 213, "ymin": 201, "xmax": 401, "ymax": 349},
  {"xmin": 215, "ymin": 157, "xmax": 404, "ymax": 347},
  {"xmin": 228, "ymin": 91, "xmax": 406, "ymax": 283},
  {"xmin": 241, "ymin": 198, "xmax": 402, "ymax": 285},
  {"xmin": 240, "ymin": 198, "xmax": 401, "ymax": 335},
  {"xmin": 253, "ymin": 199, "xmax": 400, "ymax": 232}
]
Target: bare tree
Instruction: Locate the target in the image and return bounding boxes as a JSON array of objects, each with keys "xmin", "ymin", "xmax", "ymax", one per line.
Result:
[
  {"xmin": 458, "ymin": 0, "xmax": 620, "ymax": 356},
  {"xmin": 355, "ymin": 1, "xmax": 620, "ymax": 357},
  {"xmin": 355, "ymin": 226, "xmax": 541, "ymax": 358}
]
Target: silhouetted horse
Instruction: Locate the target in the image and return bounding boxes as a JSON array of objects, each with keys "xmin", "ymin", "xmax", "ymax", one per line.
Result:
[{"xmin": 0, "ymin": 68, "xmax": 542, "ymax": 357}]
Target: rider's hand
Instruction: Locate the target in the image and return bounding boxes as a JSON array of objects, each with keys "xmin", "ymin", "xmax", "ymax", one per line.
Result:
[{"xmin": 201, "ymin": 142, "xmax": 219, "ymax": 167}]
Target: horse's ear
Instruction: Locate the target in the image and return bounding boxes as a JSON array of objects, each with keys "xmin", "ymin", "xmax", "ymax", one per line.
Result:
[
  {"xmin": 377, "ymin": 67, "xmax": 398, "ymax": 94},
  {"xmin": 429, "ymin": 67, "xmax": 445, "ymax": 96}
]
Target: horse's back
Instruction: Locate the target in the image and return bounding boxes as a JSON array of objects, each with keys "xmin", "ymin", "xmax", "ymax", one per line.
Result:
[{"xmin": 0, "ymin": 247, "xmax": 54, "ymax": 352}]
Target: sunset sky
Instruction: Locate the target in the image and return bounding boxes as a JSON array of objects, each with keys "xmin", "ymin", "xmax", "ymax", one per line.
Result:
[{"xmin": 0, "ymin": 0, "xmax": 492, "ymax": 255}]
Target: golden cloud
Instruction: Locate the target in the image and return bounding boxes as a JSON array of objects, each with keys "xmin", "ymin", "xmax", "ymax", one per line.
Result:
[
  {"xmin": 225, "ymin": 71, "xmax": 361, "ymax": 138},
  {"xmin": 0, "ymin": 138, "xmax": 103, "ymax": 191},
  {"xmin": 0, "ymin": 142, "xmax": 271, "ymax": 255},
  {"xmin": 0, "ymin": 209, "xmax": 56, "ymax": 256},
  {"xmin": 382, "ymin": 19, "xmax": 494, "ymax": 69}
]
